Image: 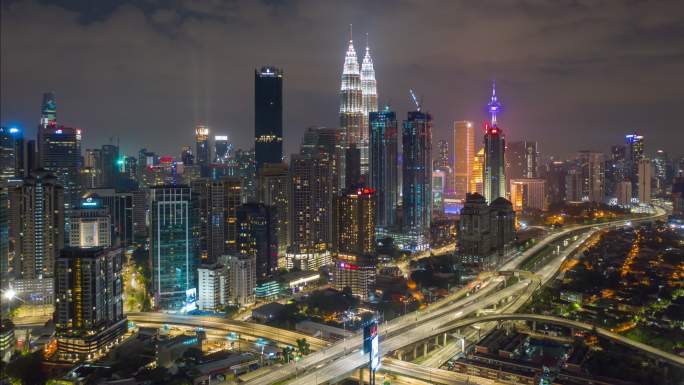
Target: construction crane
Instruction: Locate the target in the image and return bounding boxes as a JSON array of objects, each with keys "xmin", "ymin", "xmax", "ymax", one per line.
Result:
[{"xmin": 409, "ymin": 89, "xmax": 421, "ymax": 111}]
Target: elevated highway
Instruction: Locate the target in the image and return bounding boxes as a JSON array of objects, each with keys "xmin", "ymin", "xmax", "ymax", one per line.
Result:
[{"xmin": 126, "ymin": 312, "xmax": 328, "ymax": 351}]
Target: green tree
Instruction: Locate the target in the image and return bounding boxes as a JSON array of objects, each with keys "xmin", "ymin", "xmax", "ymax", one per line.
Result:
[
  {"xmin": 281, "ymin": 346, "xmax": 294, "ymax": 363},
  {"xmin": 4, "ymin": 351, "xmax": 47, "ymax": 385},
  {"xmin": 296, "ymin": 338, "xmax": 310, "ymax": 356}
]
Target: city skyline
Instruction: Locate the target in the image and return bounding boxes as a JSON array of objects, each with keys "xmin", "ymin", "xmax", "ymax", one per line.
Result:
[{"xmin": 2, "ymin": 1, "xmax": 683, "ymax": 159}]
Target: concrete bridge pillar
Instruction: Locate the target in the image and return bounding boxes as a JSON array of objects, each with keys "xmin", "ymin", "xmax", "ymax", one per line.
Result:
[
  {"xmin": 532, "ymin": 320, "xmax": 537, "ymax": 331},
  {"xmin": 413, "ymin": 344, "xmax": 418, "ymax": 359},
  {"xmin": 443, "ymin": 332, "xmax": 448, "ymax": 346},
  {"xmin": 423, "ymin": 342, "xmax": 428, "ymax": 356}
]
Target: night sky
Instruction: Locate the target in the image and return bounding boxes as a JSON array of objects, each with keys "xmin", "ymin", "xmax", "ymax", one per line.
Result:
[{"xmin": 2, "ymin": 0, "xmax": 683, "ymax": 160}]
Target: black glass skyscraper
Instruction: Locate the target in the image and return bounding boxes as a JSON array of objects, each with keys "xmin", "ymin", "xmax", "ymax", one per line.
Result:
[
  {"xmin": 254, "ymin": 67, "xmax": 283, "ymax": 170},
  {"xmin": 402, "ymin": 110, "xmax": 432, "ymax": 234},
  {"xmin": 369, "ymin": 107, "xmax": 398, "ymax": 228}
]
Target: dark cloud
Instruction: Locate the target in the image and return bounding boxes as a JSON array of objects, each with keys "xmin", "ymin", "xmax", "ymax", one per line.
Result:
[{"xmin": 2, "ymin": 0, "xmax": 683, "ymax": 159}]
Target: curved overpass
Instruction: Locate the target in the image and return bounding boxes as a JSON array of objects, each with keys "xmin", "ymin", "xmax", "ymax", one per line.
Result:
[
  {"xmin": 126, "ymin": 312, "xmax": 328, "ymax": 351},
  {"xmin": 434, "ymin": 313, "xmax": 684, "ymax": 368}
]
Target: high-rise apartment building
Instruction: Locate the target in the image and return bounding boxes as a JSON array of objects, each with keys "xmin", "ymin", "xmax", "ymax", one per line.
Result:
[
  {"xmin": 197, "ymin": 264, "xmax": 229, "ymax": 311},
  {"xmin": 227, "ymin": 149, "xmax": 256, "ymax": 203},
  {"xmin": 453, "ymin": 121, "xmax": 475, "ymax": 199},
  {"xmin": 510, "ymin": 178, "xmax": 546, "ymax": 212},
  {"xmin": 507, "ymin": 141, "xmax": 539, "ymax": 181},
  {"xmin": 337, "ymin": 187, "xmax": 375, "ymax": 257},
  {"xmin": 576, "ymin": 151, "xmax": 605, "ymax": 203},
  {"xmin": 255, "ymin": 67, "xmax": 283, "ymax": 170},
  {"xmin": 258, "ymin": 163, "xmax": 289, "ymax": 257},
  {"xmin": 192, "ymin": 177, "xmax": 241, "ymax": 262},
  {"xmin": 626, "ymin": 132, "xmax": 644, "ymax": 197},
  {"xmin": 402, "ymin": 110, "xmax": 432, "ymax": 235},
  {"xmin": 54, "ymin": 247, "xmax": 126, "ymax": 361},
  {"xmin": 149, "ymin": 186, "xmax": 199, "ymax": 310},
  {"xmin": 228, "ymin": 255, "xmax": 256, "ymax": 307},
  {"xmin": 369, "ymin": 108, "xmax": 399, "ymax": 229},
  {"xmin": 237, "ymin": 203, "xmax": 278, "ymax": 281},
  {"xmin": 638, "ymin": 158, "xmax": 652, "ymax": 204}
]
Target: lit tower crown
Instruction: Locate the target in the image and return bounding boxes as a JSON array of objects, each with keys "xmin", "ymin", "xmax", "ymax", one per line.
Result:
[{"xmin": 487, "ymin": 81, "xmax": 503, "ymax": 125}]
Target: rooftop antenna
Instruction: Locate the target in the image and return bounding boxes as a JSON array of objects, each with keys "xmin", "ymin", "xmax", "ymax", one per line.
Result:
[{"xmin": 349, "ymin": 24, "xmax": 353, "ymax": 42}]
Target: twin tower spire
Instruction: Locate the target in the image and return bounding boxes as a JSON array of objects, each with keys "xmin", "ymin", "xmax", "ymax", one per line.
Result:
[{"xmin": 339, "ymin": 25, "xmax": 377, "ymax": 148}]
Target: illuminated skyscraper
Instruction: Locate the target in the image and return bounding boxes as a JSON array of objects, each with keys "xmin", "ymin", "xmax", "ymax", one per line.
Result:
[
  {"xmin": 214, "ymin": 135, "xmax": 232, "ymax": 164},
  {"xmin": 625, "ymin": 132, "xmax": 644, "ymax": 197},
  {"xmin": 369, "ymin": 107, "xmax": 398, "ymax": 228},
  {"xmin": 507, "ymin": 140, "xmax": 538, "ymax": 180},
  {"xmin": 402, "ymin": 110, "xmax": 432, "ymax": 234},
  {"xmin": 360, "ymin": 39, "xmax": 377, "ymax": 175},
  {"xmin": 192, "ymin": 177, "xmax": 241, "ymax": 262},
  {"xmin": 38, "ymin": 125, "xmax": 82, "ymax": 209},
  {"xmin": 471, "ymin": 148, "xmax": 485, "ymax": 195},
  {"xmin": 195, "ymin": 125, "xmax": 210, "ymax": 175},
  {"xmin": 40, "ymin": 92, "xmax": 57, "ymax": 128},
  {"xmin": 258, "ymin": 163, "xmax": 289, "ymax": 257},
  {"xmin": 236, "ymin": 202, "xmax": 278, "ymax": 281},
  {"xmin": 0, "ymin": 126, "xmax": 24, "ymax": 180},
  {"xmin": 149, "ymin": 186, "xmax": 199, "ymax": 310},
  {"xmin": 453, "ymin": 121, "xmax": 475, "ymax": 199},
  {"xmin": 339, "ymin": 34, "xmax": 363, "ymax": 148},
  {"xmin": 255, "ymin": 67, "xmax": 283, "ymax": 170},
  {"xmin": 576, "ymin": 151, "xmax": 605, "ymax": 203},
  {"xmin": 483, "ymin": 83, "xmax": 506, "ymax": 203},
  {"xmin": 638, "ymin": 158, "xmax": 652, "ymax": 204}
]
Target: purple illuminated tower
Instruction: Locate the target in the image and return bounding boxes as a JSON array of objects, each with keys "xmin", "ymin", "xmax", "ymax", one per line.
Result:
[{"xmin": 487, "ymin": 81, "xmax": 503, "ymax": 125}]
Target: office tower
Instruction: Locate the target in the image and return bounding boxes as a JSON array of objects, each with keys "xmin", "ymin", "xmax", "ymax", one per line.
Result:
[
  {"xmin": 369, "ymin": 108, "xmax": 399, "ymax": 229},
  {"xmin": 576, "ymin": 151, "xmax": 605, "ymax": 202},
  {"xmin": 228, "ymin": 149, "xmax": 256, "ymax": 203},
  {"xmin": 483, "ymin": 123, "xmax": 506, "ymax": 203},
  {"xmin": 359, "ymin": 41, "xmax": 377, "ymax": 176},
  {"xmin": 489, "ymin": 197, "xmax": 516, "ymax": 258},
  {"xmin": 149, "ymin": 186, "xmax": 199, "ymax": 310},
  {"xmin": 345, "ymin": 144, "xmax": 361, "ymax": 189},
  {"xmin": 471, "ymin": 148, "xmax": 485, "ymax": 195},
  {"xmin": 510, "ymin": 178, "xmax": 546, "ymax": 212},
  {"xmin": 453, "ymin": 121, "xmax": 475, "ymax": 199},
  {"xmin": 507, "ymin": 141, "xmax": 539, "ymax": 181},
  {"xmin": 26, "ymin": 140, "xmax": 37, "ymax": 176},
  {"xmin": 432, "ymin": 170, "xmax": 446, "ymax": 216},
  {"xmin": 192, "ymin": 177, "xmax": 241, "ymax": 262},
  {"xmin": 638, "ymin": 158, "xmax": 652, "ymax": 204},
  {"xmin": 99, "ymin": 144, "xmax": 119, "ymax": 188},
  {"xmin": 197, "ymin": 263, "xmax": 229, "ymax": 311},
  {"xmin": 236, "ymin": 203, "xmax": 278, "ymax": 281},
  {"xmin": 54, "ymin": 247, "xmax": 125, "ymax": 361},
  {"xmin": 301, "ymin": 127, "xmax": 343, "ymax": 194},
  {"xmin": 337, "ymin": 187, "xmax": 376, "ymax": 257},
  {"xmin": 12, "ymin": 170, "xmax": 64, "ymax": 281},
  {"xmin": 616, "ymin": 180, "xmax": 632, "ymax": 206},
  {"xmin": 195, "ymin": 125, "xmax": 210, "ymax": 175},
  {"xmin": 255, "ymin": 67, "xmax": 284, "ymax": 170},
  {"xmin": 339, "ymin": 35, "xmax": 363, "ymax": 150},
  {"xmin": 287, "ymin": 153, "xmax": 334, "ymax": 270},
  {"xmin": 0, "ymin": 127, "xmax": 24, "ymax": 180},
  {"xmin": 435, "ymin": 140, "xmax": 449, "ymax": 170},
  {"xmin": 653, "ymin": 149, "xmax": 670, "ymax": 194},
  {"xmin": 181, "ymin": 146, "xmax": 194, "ymax": 165},
  {"xmin": 38, "ymin": 125, "xmax": 82, "ymax": 209},
  {"xmin": 0, "ymin": 188, "xmax": 8, "ymax": 290},
  {"xmin": 402, "ymin": 110, "xmax": 432, "ymax": 234},
  {"xmin": 84, "ymin": 189, "xmax": 135, "ymax": 247},
  {"xmin": 228, "ymin": 255, "xmax": 256, "ymax": 306},
  {"xmin": 68, "ymin": 196, "xmax": 111, "ymax": 248},
  {"xmin": 546, "ymin": 161, "xmax": 567, "ymax": 205},
  {"xmin": 565, "ymin": 168, "xmax": 583, "ymax": 202},
  {"xmin": 257, "ymin": 163, "xmax": 289, "ymax": 257},
  {"xmin": 483, "ymin": 82, "xmax": 506, "ymax": 203},
  {"xmin": 625, "ymin": 132, "xmax": 644, "ymax": 197},
  {"xmin": 123, "ymin": 156, "xmax": 137, "ymax": 182},
  {"xmin": 214, "ymin": 135, "xmax": 232, "ymax": 164},
  {"xmin": 40, "ymin": 92, "xmax": 57, "ymax": 128}
]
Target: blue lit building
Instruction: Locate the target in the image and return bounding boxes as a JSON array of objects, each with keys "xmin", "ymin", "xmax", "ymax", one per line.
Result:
[
  {"xmin": 0, "ymin": 126, "xmax": 24, "ymax": 180},
  {"xmin": 149, "ymin": 186, "xmax": 199, "ymax": 311},
  {"xmin": 369, "ymin": 107, "xmax": 398, "ymax": 229},
  {"xmin": 402, "ymin": 110, "xmax": 432, "ymax": 235}
]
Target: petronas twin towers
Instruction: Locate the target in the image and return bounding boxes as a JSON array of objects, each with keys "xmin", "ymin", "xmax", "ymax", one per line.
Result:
[{"xmin": 339, "ymin": 30, "xmax": 377, "ymax": 175}]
